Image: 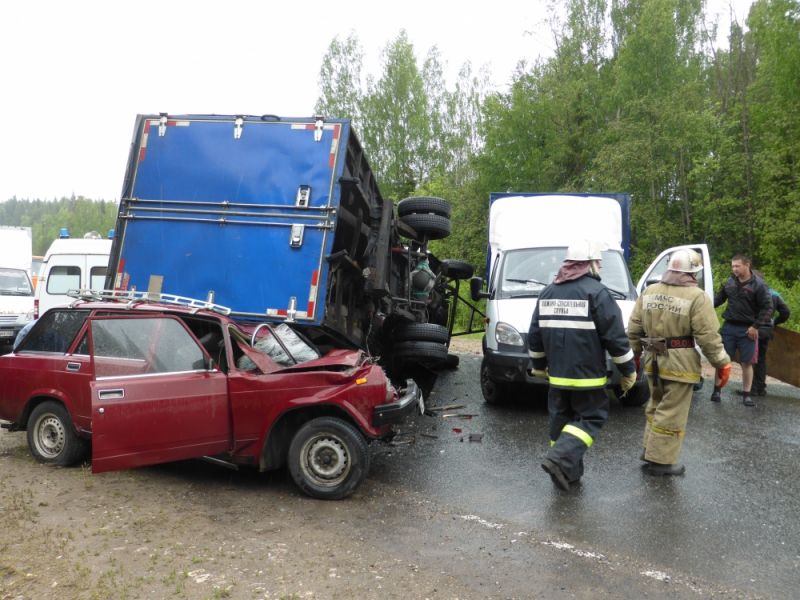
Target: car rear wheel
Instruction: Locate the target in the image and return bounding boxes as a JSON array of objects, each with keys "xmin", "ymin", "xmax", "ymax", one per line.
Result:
[
  {"xmin": 288, "ymin": 417, "xmax": 370, "ymax": 500},
  {"xmin": 27, "ymin": 401, "xmax": 87, "ymax": 466}
]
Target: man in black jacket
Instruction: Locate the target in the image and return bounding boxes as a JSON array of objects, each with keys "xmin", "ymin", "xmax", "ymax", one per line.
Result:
[
  {"xmin": 751, "ymin": 272, "xmax": 791, "ymax": 396},
  {"xmin": 712, "ymin": 254, "xmax": 773, "ymax": 407},
  {"xmin": 529, "ymin": 240, "xmax": 637, "ymax": 491}
]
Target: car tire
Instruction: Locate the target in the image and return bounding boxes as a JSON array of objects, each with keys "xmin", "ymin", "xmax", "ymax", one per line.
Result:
[
  {"xmin": 616, "ymin": 380, "xmax": 651, "ymax": 407},
  {"xmin": 397, "ymin": 196, "xmax": 451, "ymax": 219},
  {"xmin": 392, "ymin": 340, "xmax": 449, "ymax": 364},
  {"xmin": 288, "ymin": 417, "xmax": 370, "ymax": 500},
  {"xmin": 393, "ymin": 322, "xmax": 449, "ymax": 344},
  {"xmin": 441, "ymin": 259, "xmax": 474, "ymax": 280},
  {"xmin": 399, "ymin": 213, "xmax": 451, "ymax": 240},
  {"xmin": 26, "ymin": 401, "xmax": 87, "ymax": 466},
  {"xmin": 480, "ymin": 358, "xmax": 510, "ymax": 404}
]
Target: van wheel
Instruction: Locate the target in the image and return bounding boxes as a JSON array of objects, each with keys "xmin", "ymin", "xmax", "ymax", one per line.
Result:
[
  {"xmin": 394, "ymin": 322, "xmax": 449, "ymax": 344},
  {"xmin": 27, "ymin": 401, "xmax": 87, "ymax": 466},
  {"xmin": 288, "ymin": 417, "xmax": 369, "ymax": 500},
  {"xmin": 397, "ymin": 196, "xmax": 451, "ymax": 218},
  {"xmin": 399, "ymin": 214, "xmax": 451, "ymax": 240},
  {"xmin": 481, "ymin": 359, "xmax": 510, "ymax": 404}
]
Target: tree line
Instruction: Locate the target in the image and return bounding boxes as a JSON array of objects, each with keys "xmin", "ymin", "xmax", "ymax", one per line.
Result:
[{"xmin": 315, "ymin": 0, "xmax": 799, "ymax": 328}]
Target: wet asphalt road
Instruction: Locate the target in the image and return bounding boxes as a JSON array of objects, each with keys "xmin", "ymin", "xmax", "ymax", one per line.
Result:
[{"xmin": 371, "ymin": 353, "xmax": 800, "ymax": 599}]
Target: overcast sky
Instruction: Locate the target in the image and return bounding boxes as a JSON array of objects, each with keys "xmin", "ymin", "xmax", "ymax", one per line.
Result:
[{"xmin": 0, "ymin": 0, "xmax": 753, "ymax": 204}]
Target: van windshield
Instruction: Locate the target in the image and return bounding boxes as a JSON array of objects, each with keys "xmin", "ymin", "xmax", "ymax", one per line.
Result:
[
  {"xmin": 0, "ymin": 268, "xmax": 33, "ymax": 296},
  {"xmin": 498, "ymin": 248, "xmax": 634, "ymax": 299}
]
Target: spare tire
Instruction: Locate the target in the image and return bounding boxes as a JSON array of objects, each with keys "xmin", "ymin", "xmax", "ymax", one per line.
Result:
[
  {"xmin": 398, "ymin": 196, "xmax": 451, "ymax": 218},
  {"xmin": 394, "ymin": 322, "xmax": 449, "ymax": 344},
  {"xmin": 392, "ymin": 340, "xmax": 449, "ymax": 364},
  {"xmin": 400, "ymin": 213, "xmax": 451, "ymax": 240},
  {"xmin": 441, "ymin": 259, "xmax": 474, "ymax": 280}
]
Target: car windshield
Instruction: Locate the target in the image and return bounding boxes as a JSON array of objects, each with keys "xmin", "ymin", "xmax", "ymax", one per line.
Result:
[
  {"xmin": 498, "ymin": 248, "xmax": 634, "ymax": 299},
  {"xmin": 0, "ymin": 268, "xmax": 33, "ymax": 296}
]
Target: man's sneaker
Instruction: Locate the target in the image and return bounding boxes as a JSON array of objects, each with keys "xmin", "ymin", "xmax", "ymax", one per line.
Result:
[
  {"xmin": 541, "ymin": 459, "xmax": 570, "ymax": 491},
  {"xmin": 743, "ymin": 394, "xmax": 756, "ymax": 407},
  {"xmin": 646, "ymin": 463, "xmax": 686, "ymax": 476},
  {"xmin": 710, "ymin": 390, "xmax": 721, "ymax": 402}
]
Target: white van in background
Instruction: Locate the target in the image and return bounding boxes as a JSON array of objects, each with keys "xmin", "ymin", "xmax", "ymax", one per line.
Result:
[
  {"xmin": 35, "ymin": 229, "xmax": 113, "ymax": 318},
  {"xmin": 0, "ymin": 226, "xmax": 35, "ymax": 351}
]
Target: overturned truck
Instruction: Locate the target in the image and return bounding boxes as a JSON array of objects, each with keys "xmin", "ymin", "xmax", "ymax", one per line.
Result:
[{"xmin": 106, "ymin": 114, "xmax": 473, "ymax": 375}]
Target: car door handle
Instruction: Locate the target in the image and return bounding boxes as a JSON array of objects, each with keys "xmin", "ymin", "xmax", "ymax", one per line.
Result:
[
  {"xmin": 66, "ymin": 362, "xmax": 81, "ymax": 372},
  {"xmin": 97, "ymin": 389, "xmax": 125, "ymax": 400}
]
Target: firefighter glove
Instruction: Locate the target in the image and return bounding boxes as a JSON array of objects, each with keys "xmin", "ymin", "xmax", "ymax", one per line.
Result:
[
  {"xmin": 530, "ymin": 368, "xmax": 548, "ymax": 379},
  {"xmin": 717, "ymin": 363, "xmax": 732, "ymax": 388},
  {"xmin": 620, "ymin": 372, "xmax": 637, "ymax": 394}
]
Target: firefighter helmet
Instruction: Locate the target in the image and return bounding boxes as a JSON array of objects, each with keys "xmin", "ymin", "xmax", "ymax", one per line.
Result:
[
  {"xmin": 565, "ymin": 240, "xmax": 606, "ymax": 261},
  {"xmin": 668, "ymin": 248, "xmax": 703, "ymax": 273}
]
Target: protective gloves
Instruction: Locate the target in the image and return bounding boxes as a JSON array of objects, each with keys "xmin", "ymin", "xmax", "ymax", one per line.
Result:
[
  {"xmin": 717, "ymin": 363, "xmax": 732, "ymax": 388},
  {"xmin": 620, "ymin": 372, "xmax": 637, "ymax": 393},
  {"xmin": 529, "ymin": 368, "xmax": 548, "ymax": 379}
]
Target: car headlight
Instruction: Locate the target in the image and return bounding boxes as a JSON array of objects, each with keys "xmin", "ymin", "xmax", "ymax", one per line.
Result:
[{"xmin": 495, "ymin": 322, "xmax": 524, "ymax": 347}]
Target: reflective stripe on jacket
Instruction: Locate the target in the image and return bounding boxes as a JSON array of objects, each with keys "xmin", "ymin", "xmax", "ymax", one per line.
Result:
[{"xmin": 528, "ymin": 273, "xmax": 634, "ymax": 390}]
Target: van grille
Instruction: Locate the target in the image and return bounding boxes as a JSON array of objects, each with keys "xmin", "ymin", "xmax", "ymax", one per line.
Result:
[{"xmin": 0, "ymin": 315, "xmax": 17, "ymax": 324}]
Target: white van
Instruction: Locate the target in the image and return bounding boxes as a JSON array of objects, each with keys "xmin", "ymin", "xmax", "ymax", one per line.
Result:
[
  {"xmin": 471, "ymin": 193, "xmax": 713, "ymax": 406},
  {"xmin": 35, "ymin": 230, "xmax": 112, "ymax": 318},
  {"xmin": 0, "ymin": 226, "xmax": 34, "ymax": 351}
]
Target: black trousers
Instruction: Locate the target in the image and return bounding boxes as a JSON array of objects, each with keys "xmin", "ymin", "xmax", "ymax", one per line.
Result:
[
  {"xmin": 753, "ymin": 336, "xmax": 770, "ymax": 393},
  {"xmin": 544, "ymin": 387, "xmax": 609, "ymax": 482}
]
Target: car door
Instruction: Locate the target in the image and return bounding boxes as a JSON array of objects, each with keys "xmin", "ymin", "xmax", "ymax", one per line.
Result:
[
  {"xmin": 90, "ymin": 314, "xmax": 230, "ymax": 473},
  {"xmin": 636, "ymin": 244, "xmax": 713, "ymax": 299}
]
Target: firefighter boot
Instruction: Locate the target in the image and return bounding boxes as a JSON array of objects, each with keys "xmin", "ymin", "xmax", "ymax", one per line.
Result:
[
  {"xmin": 541, "ymin": 459, "xmax": 570, "ymax": 491},
  {"xmin": 743, "ymin": 393, "xmax": 756, "ymax": 407},
  {"xmin": 646, "ymin": 463, "xmax": 686, "ymax": 476},
  {"xmin": 710, "ymin": 387, "xmax": 721, "ymax": 402}
]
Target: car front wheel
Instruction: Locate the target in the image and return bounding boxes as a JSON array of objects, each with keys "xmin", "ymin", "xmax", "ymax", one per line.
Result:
[
  {"xmin": 27, "ymin": 401, "xmax": 87, "ymax": 466},
  {"xmin": 288, "ymin": 417, "xmax": 370, "ymax": 500}
]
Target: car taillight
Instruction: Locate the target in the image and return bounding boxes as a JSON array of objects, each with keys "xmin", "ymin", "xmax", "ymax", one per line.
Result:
[{"xmin": 34, "ymin": 298, "xmax": 39, "ymax": 319}]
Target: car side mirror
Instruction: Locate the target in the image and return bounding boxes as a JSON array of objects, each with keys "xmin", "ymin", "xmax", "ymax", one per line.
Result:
[{"xmin": 470, "ymin": 276, "xmax": 489, "ymax": 301}]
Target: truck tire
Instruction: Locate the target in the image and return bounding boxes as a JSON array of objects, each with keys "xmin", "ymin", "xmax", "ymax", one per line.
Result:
[
  {"xmin": 441, "ymin": 259, "xmax": 474, "ymax": 280},
  {"xmin": 400, "ymin": 213, "xmax": 451, "ymax": 240},
  {"xmin": 288, "ymin": 417, "xmax": 370, "ymax": 500},
  {"xmin": 392, "ymin": 340, "xmax": 449, "ymax": 364},
  {"xmin": 394, "ymin": 322, "xmax": 449, "ymax": 344},
  {"xmin": 26, "ymin": 401, "xmax": 88, "ymax": 466},
  {"xmin": 397, "ymin": 196, "xmax": 451, "ymax": 218},
  {"xmin": 481, "ymin": 358, "xmax": 510, "ymax": 404}
]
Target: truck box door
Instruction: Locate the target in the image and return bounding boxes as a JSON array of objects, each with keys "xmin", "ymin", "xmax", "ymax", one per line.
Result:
[
  {"xmin": 115, "ymin": 116, "xmax": 346, "ymax": 324},
  {"xmin": 636, "ymin": 244, "xmax": 713, "ymax": 299},
  {"xmin": 89, "ymin": 315, "xmax": 230, "ymax": 473}
]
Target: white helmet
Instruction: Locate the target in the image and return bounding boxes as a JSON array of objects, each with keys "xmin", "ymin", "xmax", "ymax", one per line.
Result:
[
  {"xmin": 668, "ymin": 248, "xmax": 703, "ymax": 273},
  {"xmin": 565, "ymin": 240, "xmax": 606, "ymax": 261}
]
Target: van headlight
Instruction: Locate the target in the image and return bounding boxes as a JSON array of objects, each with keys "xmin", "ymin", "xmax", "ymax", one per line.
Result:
[{"xmin": 495, "ymin": 322, "xmax": 524, "ymax": 347}]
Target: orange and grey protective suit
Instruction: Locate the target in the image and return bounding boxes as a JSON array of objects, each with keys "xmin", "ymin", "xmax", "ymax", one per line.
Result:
[{"xmin": 627, "ymin": 271, "xmax": 730, "ymax": 464}]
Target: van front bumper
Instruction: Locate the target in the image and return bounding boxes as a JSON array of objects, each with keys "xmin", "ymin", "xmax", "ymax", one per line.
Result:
[{"xmin": 483, "ymin": 346, "xmax": 623, "ymax": 386}]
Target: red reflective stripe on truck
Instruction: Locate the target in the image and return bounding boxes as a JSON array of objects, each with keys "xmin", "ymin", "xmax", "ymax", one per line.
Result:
[
  {"xmin": 307, "ymin": 270, "xmax": 319, "ymax": 318},
  {"xmin": 329, "ymin": 125, "xmax": 341, "ymax": 168}
]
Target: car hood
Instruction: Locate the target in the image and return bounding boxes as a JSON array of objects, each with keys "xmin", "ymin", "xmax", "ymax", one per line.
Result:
[{"xmin": 278, "ymin": 348, "xmax": 367, "ymax": 372}]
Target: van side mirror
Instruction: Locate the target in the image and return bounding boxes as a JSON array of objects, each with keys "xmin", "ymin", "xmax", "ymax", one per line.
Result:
[{"xmin": 470, "ymin": 276, "xmax": 489, "ymax": 301}]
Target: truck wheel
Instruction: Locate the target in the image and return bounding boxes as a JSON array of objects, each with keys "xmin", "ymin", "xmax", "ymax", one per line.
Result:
[
  {"xmin": 616, "ymin": 380, "xmax": 651, "ymax": 407},
  {"xmin": 397, "ymin": 196, "xmax": 451, "ymax": 218},
  {"xmin": 443, "ymin": 353, "xmax": 460, "ymax": 370},
  {"xmin": 26, "ymin": 401, "xmax": 87, "ymax": 466},
  {"xmin": 400, "ymin": 214, "xmax": 451, "ymax": 240},
  {"xmin": 394, "ymin": 322, "xmax": 449, "ymax": 344},
  {"xmin": 481, "ymin": 359, "xmax": 510, "ymax": 404},
  {"xmin": 288, "ymin": 417, "xmax": 370, "ymax": 500},
  {"xmin": 393, "ymin": 341, "xmax": 449, "ymax": 364},
  {"xmin": 441, "ymin": 259, "xmax": 474, "ymax": 280}
]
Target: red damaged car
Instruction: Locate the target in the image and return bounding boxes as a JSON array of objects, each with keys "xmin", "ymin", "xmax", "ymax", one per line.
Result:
[{"xmin": 0, "ymin": 292, "xmax": 422, "ymax": 499}]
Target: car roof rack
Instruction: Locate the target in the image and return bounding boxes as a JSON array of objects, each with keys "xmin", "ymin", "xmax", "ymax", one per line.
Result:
[{"xmin": 65, "ymin": 289, "xmax": 232, "ymax": 315}]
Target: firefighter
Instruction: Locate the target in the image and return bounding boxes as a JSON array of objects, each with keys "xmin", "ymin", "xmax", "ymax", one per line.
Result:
[
  {"xmin": 628, "ymin": 248, "xmax": 731, "ymax": 476},
  {"xmin": 528, "ymin": 240, "xmax": 637, "ymax": 491}
]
